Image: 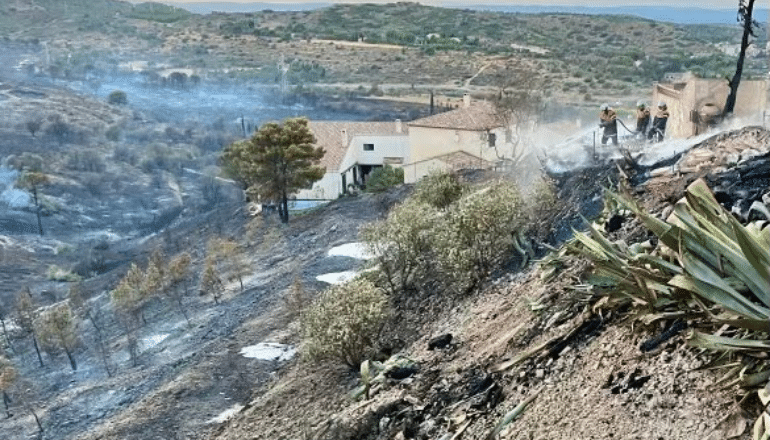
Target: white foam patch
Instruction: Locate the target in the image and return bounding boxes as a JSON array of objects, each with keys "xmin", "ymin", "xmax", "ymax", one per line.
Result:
[
  {"xmin": 141, "ymin": 334, "xmax": 169, "ymax": 350},
  {"xmin": 327, "ymin": 242, "xmax": 375, "ymax": 260},
  {"xmin": 316, "ymin": 271, "xmax": 357, "ymax": 285},
  {"xmin": 208, "ymin": 404, "xmax": 244, "ymax": 424},
  {"xmin": 240, "ymin": 343, "xmax": 296, "ymax": 361}
]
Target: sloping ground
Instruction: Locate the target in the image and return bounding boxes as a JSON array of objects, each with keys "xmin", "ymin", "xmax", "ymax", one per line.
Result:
[
  {"xmin": 57, "ymin": 193, "xmax": 401, "ymax": 440},
  {"xmin": 207, "ymin": 126, "xmax": 769, "ymax": 440}
]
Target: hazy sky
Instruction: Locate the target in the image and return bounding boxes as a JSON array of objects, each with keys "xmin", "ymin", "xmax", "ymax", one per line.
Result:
[{"xmin": 151, "ymin": 0, "xmax": 736, "ymax": 9}]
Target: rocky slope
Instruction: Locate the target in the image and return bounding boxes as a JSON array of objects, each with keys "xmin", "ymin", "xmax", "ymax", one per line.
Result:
[{"xmin": 204, "ymin": 126, "xmax": 770, "ymax": 440}]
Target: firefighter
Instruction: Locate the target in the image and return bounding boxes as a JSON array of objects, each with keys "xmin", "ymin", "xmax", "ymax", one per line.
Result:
[
  {"xmin": 635, "ymin": 101, "xmax": 650, "ymax": 137},
  {"xmin": 648, "ymin": 101, "xmax": 669, "ymax": 142},
  {"xmin": 599, "ymin": 103, "xmax": 618, "ymax": 145}
]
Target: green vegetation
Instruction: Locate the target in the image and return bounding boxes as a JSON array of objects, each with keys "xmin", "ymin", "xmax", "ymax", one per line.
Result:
[
  {"xmin": 1, "ymin": 1, "xmax": 765, "ymax": 95},
  {"xmin": 107, "ymin": 90, "xmax": 128, "ymax": 106},
  {"xmin": 36, "ymin": 303, "xmax": 79, "ymax": 371},
  {"xmin": 221, "ymin": 118, "xmax": 325, "ymax": 223},
  {"xmin": 363, "ymin": 171, "xmax": 547, "ymax": 297},
  {"xmin": 365, "ymin": 165, "xmax": 404, "ymax": 193},
  {"xmin": 561, "ymin": 178, "xmax": 769, "ymax": 433},
  {"xmin": 46, "ymin": 265, "xmax": 82, "ymax": 282},
  {"xmin": 125, "ymin": 2, "xmax": 192, "ymax": 23},
  {"xmin": 302, "ymin": 277, "xmax": 389, "ymax": 368},
  {"xmin": 412, "ymin": 169, "xmax": 466, "ymax": 209}
]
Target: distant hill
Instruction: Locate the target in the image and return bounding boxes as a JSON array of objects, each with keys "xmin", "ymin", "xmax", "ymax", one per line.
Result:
[
  {"xmin": 167, "ymin": 2, "xmax": 768, "ymax": 25},
  {"xmin": 173, "ymin": 2, "xmax": 330, "ymax": 14},
  {"xmin": 456, "ymin": 5, "xmax": 770, "ymax": 25}
]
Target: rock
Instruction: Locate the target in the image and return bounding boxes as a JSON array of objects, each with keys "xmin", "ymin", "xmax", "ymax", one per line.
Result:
[
  {"xmin": 379, "ymin": 417, "xmax": 391, "ymax": 433},
  {"xmin": 428, "ymin": 334, "xmax": 452, "ymax": 350},
  {"xmin": 605, "ymin": 213, "xmax": 624, "ymax": 232},
  {"xmin": 386, "ymin": 366, "xmax": 418, "ymax": 380}
]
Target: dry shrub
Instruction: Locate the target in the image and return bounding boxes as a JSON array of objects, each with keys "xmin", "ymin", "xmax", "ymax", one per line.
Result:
[
  {"xmin": 432, "ymin": 180, "xmax": 528, "ymax": 293},
  {"xmin": 301, "ymin": 277, "xmax": 389, "ymax": 368},
  {"xmin": 361, "ymin": 199, "xmax": 437, "ymax": 296},
  {"xmin": 284, "ymin": 276, "xmax": 312, "ymax": 320},
  {"xmin": 412, "ymin": 170, "xmax": 466, "ymax": 209}
]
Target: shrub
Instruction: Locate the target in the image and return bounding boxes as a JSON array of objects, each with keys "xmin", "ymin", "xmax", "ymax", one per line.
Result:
[
  {"xmin": 4, "ymin": 153, "xmax": 44, "ymax": 171},
  {"xmin": 66, "ymin": 150, "xmax": 106, "ymax": 173},
  {"xmin": 105, "ymin": 125, "xmax": 121, "ymax": 142},
  {"xmin": 413, "ymin": 170, "xmax": 466, "ymax": 209},
  {"xmin": 432, "ymin": 180, "xmax": 528, "ymax": 293},
  {"xmin": 47, "ymin": 265, "xmax": 82, "ymax": 282},
  {"xmin": 45, "ymin": 116, "xmax": 78, "ymax": 145},
  {"xmin": 361, "ymin": 199, "xmax": 437, "ymax": 295},
  {"xmin": 365, "ymin": 165, "xmax": 404, "ymax": 193},
  {"xmin": 113, "ymin": 145, "xmax": 138, "ymax": 165},
  {"xmin": 107, "ymin": 90, "xmax": 128, "ymax": 105},
  {"xmin": 302, "ymin": 277, "xmax": 389, "ymax": 368}
]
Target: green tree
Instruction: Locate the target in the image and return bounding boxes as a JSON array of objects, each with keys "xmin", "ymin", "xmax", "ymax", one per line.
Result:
[
  {"xmin": 107, "ymin": 90, "xmax": 128, "ymax": 105},
  {"xmin": 36, "ymin": 303, "xmax": 79, "ymax": 371},
  {"xmin": 724, "ymin": 0, "xmax": 758, "ymax": 114},
  {"xmin": 412, "ymin": 170, "xmax": 466, "ymax": 210},
  {"xmin": 432, "ymin": 181, "xmax": 528, "ymax": 293},
  {"xmin": 167, "ymin": 252, "xmax": 192, "ymax": 325},
  {"xmin": 222, "ymin": 117, "xmax": 325, "ymax": 223},
  {"xmin": 17, "ymin": 171, "xmax": 48, "ymax": 236}
]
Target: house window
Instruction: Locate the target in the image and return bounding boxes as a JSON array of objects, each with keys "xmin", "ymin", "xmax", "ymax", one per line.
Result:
[
  {"xmin": 488, "ymin": 133, "xmax": 496, "ymax": 147},
  {"xmin": 363, "ymin": 143, "xmax": 374, "ymax": 151}
]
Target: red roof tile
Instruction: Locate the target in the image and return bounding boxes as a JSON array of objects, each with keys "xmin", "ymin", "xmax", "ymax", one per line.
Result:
[
  {"xmin": 407, "ymin": 101, "xmax": 504, "ymax": 131},
  {"xmin": 309, "ymin": 121, "xmax": 407, "ymax": 172}
]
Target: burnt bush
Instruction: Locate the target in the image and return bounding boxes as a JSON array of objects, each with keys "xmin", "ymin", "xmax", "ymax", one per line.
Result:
[
  {"xmin": 113, "ymin": 145, "xmax": 138, "ymax": 166},
  {"xmin": 66, "ymin": 150, "xmax": 106, "ymax": 173}
]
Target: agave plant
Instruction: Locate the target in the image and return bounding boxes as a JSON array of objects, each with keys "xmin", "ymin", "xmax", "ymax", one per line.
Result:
[{"xmin": 566, "ymin": 178, "xmax": 769, "ymax": 430}]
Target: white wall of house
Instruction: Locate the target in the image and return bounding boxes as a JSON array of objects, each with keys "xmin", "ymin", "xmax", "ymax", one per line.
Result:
[
  {"xmin": 404, "ymin": 126, "xmax": 510, "ymax": 183},
  {"xmin": 295, "ymin": 133, "xmax": 408, "ymax": 200},
  {"xmin": 295, "ymin": 172, "xmax": 342, "ymax": 200},
  {"xmin": 339, "ymin": 134, "xmax": 409, "ymax": 174}
]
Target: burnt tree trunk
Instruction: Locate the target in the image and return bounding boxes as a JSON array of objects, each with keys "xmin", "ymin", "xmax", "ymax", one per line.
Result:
[
  {"xmin": 63, "ymin": 346, "xmax": 77, "ymax": 371},
  {"xmin": 31, "ymin": 333, "xmax": 44, "ymax": 367},
  {"xmin": 724, "ymin": 0, "xmax": 756, "ymax": 115},
  {"xmin": 3, "ymin": 391, "xmax": 11, "ymax": 418},
  {"xmin": 32, "ymin": 187, "xmax": 43, "ymax": 236}
]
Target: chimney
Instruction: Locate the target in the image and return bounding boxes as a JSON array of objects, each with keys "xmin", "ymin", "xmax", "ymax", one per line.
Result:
[
  {"xmin": 395, "ymin": 119, "xmax": 402, "ymax": 134},
  {"xmin": 463, "ymin": 93, "xmax": 471, "ymax": 108},
  {"xmin": 341, "ymin": 129, "xmax": 348, "ymax": 146}
]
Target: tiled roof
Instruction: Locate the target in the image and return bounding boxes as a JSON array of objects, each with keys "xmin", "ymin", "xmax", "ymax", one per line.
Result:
[
  {"xmin": 309, "ymin": 121, "xmax": 407, "ymax": 172},
  {"xmin": 407, "ymin": 101, "xmax": 504, "ymax": 131}
]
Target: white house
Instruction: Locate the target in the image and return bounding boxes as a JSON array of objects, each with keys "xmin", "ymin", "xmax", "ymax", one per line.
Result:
[
  {"xmin": 402, "ymin": 95, "xmax": 512, "ymax": 183},
  {"xmin": 296, "ymin": 121, "xmax": 409, "ymax": 199}
]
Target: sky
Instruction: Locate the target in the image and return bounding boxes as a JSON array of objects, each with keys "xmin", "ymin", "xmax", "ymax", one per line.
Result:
[{"xmin": 150, "ymin": 0, "xmax": 737, "ymax": 9}]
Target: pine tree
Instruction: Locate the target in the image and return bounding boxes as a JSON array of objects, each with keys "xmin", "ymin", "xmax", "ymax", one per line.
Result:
[
  {"xmin": 168, "ymin": 252, "xmax": 192, "ymax": 325},
  {"xmin": 221, "ymin": 117, "xmax": 325, "ymax": 223},
  {"xmin": 36, "ymin": 303, "xmax": 79, "ymax": 371},
  {"xmin": 15, "ymin": 289, "xmax": 44, "ymax": 367}
]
